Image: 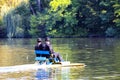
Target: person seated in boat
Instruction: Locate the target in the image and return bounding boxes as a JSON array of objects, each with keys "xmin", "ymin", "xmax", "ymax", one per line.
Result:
[
  {"xmin": 34, "ymin": 38, "xmax": 43, "ymax": 57},
  {"xmin": 35, "ymin": 38, "xmax": 43, "ymax": 50},
  {"xmin": 35, "ymin": 38, "xmax": 50, "ymax": 58},
  {"xmin": 43, "ymin": 37, "xmax": 63, "ymax": 62}
]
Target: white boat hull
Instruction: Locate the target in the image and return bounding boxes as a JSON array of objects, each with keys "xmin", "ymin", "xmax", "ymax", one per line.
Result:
[{"xmin": 0, "ymin": 62, "xmax": 85, "ymax": 73}]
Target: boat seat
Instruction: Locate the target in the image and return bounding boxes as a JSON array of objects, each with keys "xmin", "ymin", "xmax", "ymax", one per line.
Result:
[
  {"xmin": 35, "ymin": 57, "xmax": 46, "ymax": 61},
  {"xmin": 35, "ymin": 50, "xmax": 50, "ymax": 61}
]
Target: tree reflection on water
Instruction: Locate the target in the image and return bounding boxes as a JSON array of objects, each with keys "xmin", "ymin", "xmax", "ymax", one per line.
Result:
[
  {"xmin": 35, "ymin": 67, "xmax": 71, "ymax": 80},
  {"xmin": 0, "ymin": 38, "xmax": 120, "ymax": 80}
]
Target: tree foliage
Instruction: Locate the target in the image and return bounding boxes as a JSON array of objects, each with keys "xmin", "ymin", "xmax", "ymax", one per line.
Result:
[
  {"xmin": 0, "ymin": 0, "xmax": 29, "ymax": 38},
  {"xmin": 0, "ymin": 0, "xmax": 120, "ymax": 38}
]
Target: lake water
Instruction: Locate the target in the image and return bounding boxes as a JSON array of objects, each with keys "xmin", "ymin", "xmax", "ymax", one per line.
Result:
[{"xmin": 0, "ymin": 38, "xmax": 120, "ymax": 80}]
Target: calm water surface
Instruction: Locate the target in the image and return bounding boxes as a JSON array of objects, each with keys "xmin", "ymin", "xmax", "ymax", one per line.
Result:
[{"xmin": 0, "ymin": 38, "xmax": 120, "ymax": 80}]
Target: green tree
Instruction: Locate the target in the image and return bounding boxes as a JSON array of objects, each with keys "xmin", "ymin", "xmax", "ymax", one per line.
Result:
[
  {"xmin": 3, "ymin": 11, "xmax": 23, "ymax": 38},
  {"xmin": 15, "ymin": 2, "xmax": 30, "ymax": 37},
  {"xmin": 4, "ymin": 1, "xmax": 29, "ymax": 38},
  {"xmin": 113, "ymin": 0, "xmax": 120, "ymax": 37},
  {"xmin": 0, "ymin": 0, "xmax": 120, "ymax": 38}
]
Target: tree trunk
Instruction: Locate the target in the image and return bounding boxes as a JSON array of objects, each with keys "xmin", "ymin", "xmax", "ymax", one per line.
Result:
[
  {"xmin": 37, "ymin": 0, "xmax": 41, "ymax": 12},
  {"xmin": 30, "ymin": 4, "xmax": 36, "ymax": 15}
]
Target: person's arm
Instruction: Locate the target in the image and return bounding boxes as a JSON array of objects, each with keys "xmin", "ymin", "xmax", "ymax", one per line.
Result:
[
  {"xmin": 48, "ymin": 45, "xmax": 55, "ymax": 58},
  {"xmin": 48, "ymin": 44, "xmax": 54, "ymax": 54}
]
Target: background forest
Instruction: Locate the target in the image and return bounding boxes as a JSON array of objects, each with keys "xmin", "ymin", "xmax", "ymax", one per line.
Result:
[{"xmin": 0, "ymin": 0, "xmax": 120, "ymax": 38}]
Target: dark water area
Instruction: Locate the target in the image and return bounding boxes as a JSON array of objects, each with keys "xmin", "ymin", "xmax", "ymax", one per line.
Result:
[{"xmin": 0, "ymin": 38, "xmax": 120, "ymax": 80}]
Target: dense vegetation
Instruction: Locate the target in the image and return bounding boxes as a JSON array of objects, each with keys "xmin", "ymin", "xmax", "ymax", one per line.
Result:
[{"xmin": 0, "ymin": 0, "xmax": 120, "ymax": 38}]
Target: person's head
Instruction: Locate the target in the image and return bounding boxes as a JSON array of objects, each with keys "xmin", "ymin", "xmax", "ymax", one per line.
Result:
[
  {"xmin": 37, "ymin": 38, "xmax": 42, "ymax": 43},
  {"xmin": 45, "ymin": 37, "xmax": 50, "ymax": 45}
]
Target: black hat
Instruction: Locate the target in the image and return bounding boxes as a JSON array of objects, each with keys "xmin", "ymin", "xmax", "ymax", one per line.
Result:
[
  {"xmin": 37, "ymin": 38, "xmax": 42, "ymax": 42},
  {"xmin": 45, "ymin": 37, "xmax": 50, "ymax": 41}
]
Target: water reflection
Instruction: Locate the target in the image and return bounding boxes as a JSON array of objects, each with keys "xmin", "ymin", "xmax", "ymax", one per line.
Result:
[
  {"xmin": 35, "ymin": 68, "xmax": 50, "ymax": 80},
  {"xmin": 35, "ymin": 67, "xmax": 85, "ymax": 80},
  {"xmin": 35, "ymin": 67, "xmax": 70, "ymax": 80},
  {"xmin": 0, "ymin": 66, "xmax": 84, "ymax": 80},
  {"xmin": 0, "ymin": 38, "xmax": 120, "ymax": 80},
  {"xmin": 0, "ymin": 39, "xmax": 35, "ymax": 66}
]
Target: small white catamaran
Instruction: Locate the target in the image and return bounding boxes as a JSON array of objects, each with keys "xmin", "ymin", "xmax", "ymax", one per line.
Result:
[{"xmin": 0, "ymin": 50, "xmax": 85, "ymax": 73}]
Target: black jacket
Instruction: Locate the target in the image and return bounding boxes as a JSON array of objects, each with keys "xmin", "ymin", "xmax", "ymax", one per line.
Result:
[
  {"xmin": 43, "ymin": 44, "xmax": 54, "ymax": 54},
  {"xmin": 35, "ymin": 43, "xmax": 43, "ymax": 50}
]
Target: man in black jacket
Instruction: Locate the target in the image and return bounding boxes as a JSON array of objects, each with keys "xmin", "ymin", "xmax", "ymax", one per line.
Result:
[
  {"xmin": 35, "ymin": 38, "xmax": 43, "ymax": 50},
  {"xmin": 35, "ymin": 38, "xmax": 43, "ymax": 57}
]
